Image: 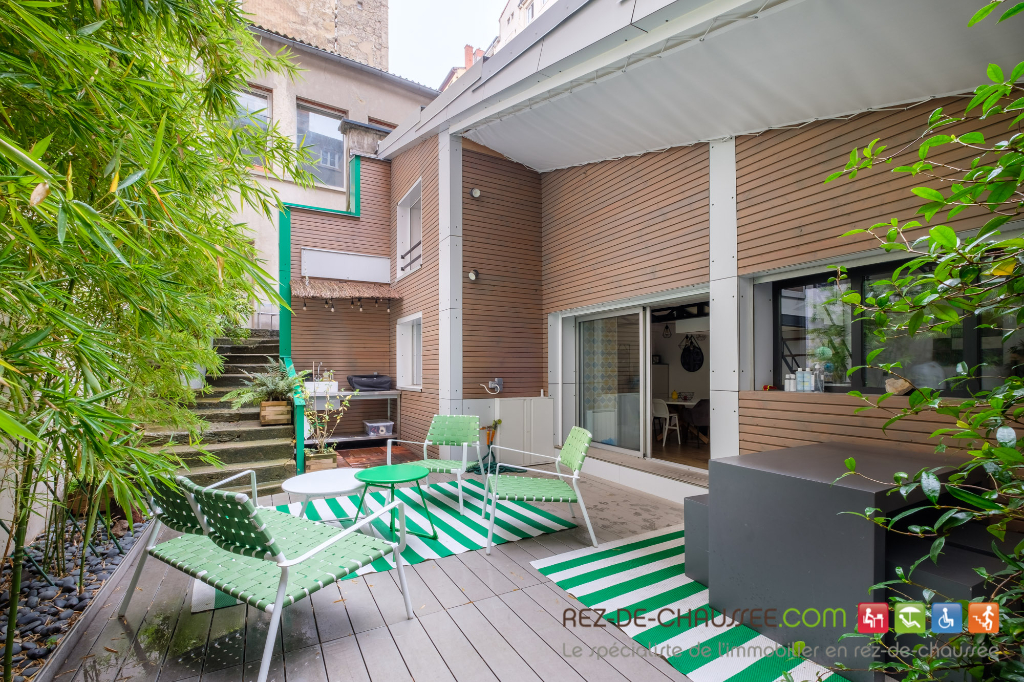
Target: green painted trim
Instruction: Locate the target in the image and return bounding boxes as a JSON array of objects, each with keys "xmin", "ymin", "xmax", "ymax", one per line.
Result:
[
  {"xmin": 278, "ymin": 208, "xmax": 292, "ymax": 358},
  {"xmin": 276, "ymin": 154, "xmax": 363, "ymax": 475},
  {"xmin": 280, "ymin": 355, "xmax": 306, "ymax": 474}
]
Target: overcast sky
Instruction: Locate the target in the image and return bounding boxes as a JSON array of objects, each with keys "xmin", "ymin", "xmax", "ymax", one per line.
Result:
[{"xmin": 389, "ymin": 0, "xmax": 508, "ymax": 90}]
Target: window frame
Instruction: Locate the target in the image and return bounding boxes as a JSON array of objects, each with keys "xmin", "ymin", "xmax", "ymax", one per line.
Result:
[
  {"xmin": 772, "ymin": 260, "xmax": 980, "ymax": 395},
  {"xmin": 295, "ymin": 99, "xmax": 348, "ymax": 191},
  {"xmin": 234, "ymin": 86, "xmax": 272, "ymax": 168},
  {"xmin": 396, "ymin": 312, "xmax": 423, "ymax": 391},
  {"xmin": 397, "ymin": 179, "xmax": 423, "ymax": 280}
]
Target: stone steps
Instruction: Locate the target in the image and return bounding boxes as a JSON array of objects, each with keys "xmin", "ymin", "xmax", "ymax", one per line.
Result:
[
  {"xmin": 164, "ymin": 437, "xmax": 294, "ymax": 467},
  {"xmin": 215, "ymin": 342, "xmax": 280, "ymax": 355},
  {"xmin": 183, "ymin": 458, "xmax": 295, "ymax": 495},
  {"xmin": 144, "ymin": 420, "xmax": 292, "ymax": 446},
  {"xmin": 196, "ymin": 406, "xmax": 260, "ymax": 422},
  {"xmin": 207, "ymin": 373, "xmax": 251, "ymax": 388},
  {"xmin": 176, "ymin": 331, "xmax": 294, "ymax": 494}
]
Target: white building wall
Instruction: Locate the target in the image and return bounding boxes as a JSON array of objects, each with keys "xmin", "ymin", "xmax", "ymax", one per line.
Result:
[{"xmin": 709, "ymin": 137, "xmax": 741, "ymax": 459}]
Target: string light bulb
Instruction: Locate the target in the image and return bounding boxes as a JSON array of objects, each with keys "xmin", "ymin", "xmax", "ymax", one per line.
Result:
[
  {"xmin": 302, "ymin": 299, "xmax": 307, "ymax": 311},
  {"xmin": 350, "ymin": 299, "xmax": 355, "ymax": 309},
  {"xmin": 323, "ymin": 298, "xmax": 329, "ymax": 309},
  {"xmin": 330, "ymin": 299, "xmax": 335, "ymax": 313},
  {"xmin": 358, "ymin": 298, "xmax": 363, "ymax": 312},
  {"xmin": 387, "ymin": 301, "xmax": 391, "ymax": 313}
]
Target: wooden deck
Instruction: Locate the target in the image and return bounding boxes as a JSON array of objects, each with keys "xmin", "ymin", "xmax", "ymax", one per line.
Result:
[{"xmin": 49, "ymin": 471, "xmax": 689, "ymax": 682}]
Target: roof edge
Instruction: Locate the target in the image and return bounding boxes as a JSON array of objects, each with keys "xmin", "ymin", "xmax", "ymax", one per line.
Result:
[{"xmin": 250, "ymin": 26, "xmax": 440, "ymax": 98}]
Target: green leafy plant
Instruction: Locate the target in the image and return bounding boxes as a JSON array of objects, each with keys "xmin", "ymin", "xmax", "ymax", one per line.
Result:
[
  {"xmin": 304, "ymin": 389, "xmax": 356, "ymax": 455},
  {"xmin": 823, "ymin": 7, "xmax": 1023, "ymax": 682},
  {"xmin": 222, "ymin": 358, "xmax": 308, "ymax": 409},
  {"xmin": 0, "ymin": 0, "xmax": 313, "ymax": 678}
]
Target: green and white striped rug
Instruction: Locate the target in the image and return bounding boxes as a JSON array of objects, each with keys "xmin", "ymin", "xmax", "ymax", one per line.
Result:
[
  {"xmin": 191, "ymin": 478, "xmax": 574, "ymax": 612},
  {"xmin": 531, "ymin": 526, "xmax": 842, "ymax": 682}
]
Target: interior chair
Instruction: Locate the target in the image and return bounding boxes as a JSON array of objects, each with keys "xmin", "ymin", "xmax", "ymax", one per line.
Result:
[
  {"xmin": 652, "ymin": 398, "xmax": 681, "ymax": 446},
  {"xmin": 386, "ymin": 414, "xmax": 483, "ymax": 514},
  {"xmin": 119, "ymin": 473, "xmax": 413, "ymax": 682},
  {"xmin": 481, "ymin": 426, "xmax": 597, "ymax": 552},
  {"xmin": 685, "ymin": 398, "xmax": 710, "ymax": 446}
]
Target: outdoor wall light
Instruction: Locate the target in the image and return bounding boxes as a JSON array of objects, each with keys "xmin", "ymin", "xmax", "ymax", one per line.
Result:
[
  {"xmin": 468, "ymin": 269, "xmax": 479, "ymax": 281},
  {"xmin": 663, "ymin": 324, "xmax": 672, "ymax": 338},
  {"xmin": 470, "ymin": 188, "xmax": 482, "ymax": 198}
]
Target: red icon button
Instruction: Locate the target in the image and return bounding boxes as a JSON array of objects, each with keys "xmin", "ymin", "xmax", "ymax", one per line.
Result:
[{"xmin": 858, "ymin": 603, "xmax": 888, "ymax": 633}]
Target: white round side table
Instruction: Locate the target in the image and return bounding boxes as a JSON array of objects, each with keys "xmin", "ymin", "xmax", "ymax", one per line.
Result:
[{"xmin": 281, "ymin": 468, "xmax": 363, "ymax": 520}]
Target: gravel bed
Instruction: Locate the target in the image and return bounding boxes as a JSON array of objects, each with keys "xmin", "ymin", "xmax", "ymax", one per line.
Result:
[{"xmin": 0, "ymin": 519, "xmax": 152, "ymax": 681}]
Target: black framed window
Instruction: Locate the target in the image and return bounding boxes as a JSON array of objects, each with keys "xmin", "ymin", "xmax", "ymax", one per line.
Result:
[{"xmin": 772, "ymin": 261, "xmax": 1005, "ymax": 395}]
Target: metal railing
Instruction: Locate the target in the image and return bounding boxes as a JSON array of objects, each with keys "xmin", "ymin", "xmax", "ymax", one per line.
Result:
[
  {"xmin": 400, "ymin": 240, "xmax": 422, "ymax": 272},
  {"xmin": 282, "ymin": 355, "xmax": 306, "ymax": 473}
]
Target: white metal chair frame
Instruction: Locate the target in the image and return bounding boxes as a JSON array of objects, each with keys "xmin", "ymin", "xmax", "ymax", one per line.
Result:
[
  {"xmin": 119, "ymin": 470, "xmax": 414, "ymax": 682},
  {"xmin": 652, "ymin": 399, "xmax": 681, "ymax": 446},
  {"xmin": 386, "ymin": 437, "xmax": 484, "ymax": 514},
  {"xmin": 481, "ymin": 444, "xmax": 597, "ymax": 554}
]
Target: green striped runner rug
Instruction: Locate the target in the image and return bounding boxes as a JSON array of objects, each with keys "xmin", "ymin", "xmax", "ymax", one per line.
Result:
[
  {"xmin": 191, "ymin": 478, "xmax": 574, "ymax": 612},
  {"xmin": 530, "ymin": 526, "xmax": 842, "ymax": 682}
]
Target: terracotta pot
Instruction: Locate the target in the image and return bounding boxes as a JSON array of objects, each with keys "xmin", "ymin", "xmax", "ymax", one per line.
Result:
[{"xmin": 260, "ymin": 400, "xmax": 292, "ymax": 426}]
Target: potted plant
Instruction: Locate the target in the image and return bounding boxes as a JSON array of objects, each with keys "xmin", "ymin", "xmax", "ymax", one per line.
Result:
[
  {"xmin": 303, "ymin": 387, "xmax": 356, "ymax": 455},
  {"xmin": 222, "ymin": 358, "xmax": 308, "ymax": 425}
]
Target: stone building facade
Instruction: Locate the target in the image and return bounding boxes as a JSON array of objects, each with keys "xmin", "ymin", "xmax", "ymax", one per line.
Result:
[{"xmin": 243, "ymin": 0, "xmax": 388, "ymax": 70}]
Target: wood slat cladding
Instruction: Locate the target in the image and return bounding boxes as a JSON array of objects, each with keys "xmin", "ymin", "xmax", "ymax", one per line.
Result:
[
  {"xmin": 462, "ymin": 150, "xmax": 544, "ymax": 399},
  {"xmin": 389, "ymin": 137, "xmax": 440, "ymax": 445},
  {"xmin": 736, "ymin": 97, "xmax": 1013, "ymax": 276},
  {"xmin": 738, "ymin": 391, "xmax": 949, "ymax": 455},
  {"xmin": 290, "ymin": 299, "xmax": 392, "ymax": 380},
  {"xmin": 290, "ymin": 158, "xmax": 392, "ymax": 275},
  {"xmin": 541, "ymin": 145, "xmax": 710, "ymax": 314}
]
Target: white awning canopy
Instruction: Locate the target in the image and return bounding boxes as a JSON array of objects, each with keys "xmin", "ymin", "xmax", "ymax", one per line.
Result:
[{"xmin": 384, "ymin": 0, "xmax": 1020, "ymax": 172}]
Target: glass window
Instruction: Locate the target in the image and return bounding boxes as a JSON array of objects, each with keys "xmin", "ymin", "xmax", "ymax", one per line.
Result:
[
  {"xmin": 778, "ymin": 280, "xmax": 853, "ymax": 388},
  {"xmin": 296, "ymin": 103, "xmax": 346, "ymax": 189},
  {"xmin": 398, "ymin": 181, "xmax": 422, "ymax": 277},
  {"xmin": 862, "ymin": 272, "xmax": 963, "ymax": 391},
  {"xmin": 980, "ymin": 312, "xmax": 1024, "ymax": 390},
  {"xmin": 579, "ymin": 313, "xmax": 641, "ymax": 452},
  {"xmin": 233, "ymin": 89, "xmax": 270, "ymax": 166},
  {"xmin": 527, "ymin": 3, "xmax": 534, "ymax": 20},
  {"xmin": 397, "ymin": 314, "xmax": 422, "ymax": 389}
]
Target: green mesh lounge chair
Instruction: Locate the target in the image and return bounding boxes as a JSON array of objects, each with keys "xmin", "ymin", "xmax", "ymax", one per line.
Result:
[
  {"xmin": 118, "ymin": 471, "xmax": 414, "ymax": 682},
  {"xmin": 386, "ymin": 414, "xmax": 484, "ymax": 514},
  {"xmin": 482, "ymin": 426, "xmax": 597, "ymax": 554}
]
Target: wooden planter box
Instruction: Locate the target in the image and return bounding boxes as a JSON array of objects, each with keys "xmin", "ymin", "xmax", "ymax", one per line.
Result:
[{"xmin": 260, "ymin": 401, "xmax": 292, "ymax": 426}]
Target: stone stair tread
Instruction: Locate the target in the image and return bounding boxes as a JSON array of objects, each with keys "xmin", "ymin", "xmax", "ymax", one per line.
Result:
[
  {"xmin": 159, "ymin": 437, "xmax": 292, "ymax": 455},
  {"xmin": 146, "ymin": 419, "xmax": 267, "ymax": 436},
  {"xmin": 182, "ymin": 457, "xmax": 294, "ymax": 476}
]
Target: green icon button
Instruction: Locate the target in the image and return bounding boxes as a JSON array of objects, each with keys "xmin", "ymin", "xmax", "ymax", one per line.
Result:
[{"xmin": 895, "ymin": 603, "xmax": 927, "ymax": 634}]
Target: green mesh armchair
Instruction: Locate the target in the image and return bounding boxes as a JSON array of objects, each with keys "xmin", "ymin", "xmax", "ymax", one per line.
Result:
[
  {"xmin": 118, "ymin": 472, "xmax": 414, "ymax": 682},
  {"xmin": 387, "ymin": 414, "xmax": 483, "ymax": 514},
  {"xmin": 482, "ymin": 426, "xmax": 597, "ymax": 553}
]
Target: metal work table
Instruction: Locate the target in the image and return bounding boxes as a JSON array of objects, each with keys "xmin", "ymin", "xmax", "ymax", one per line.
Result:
[{"xmin": 305, "ymin": 389, "xmax": 401, "ymax": 444}]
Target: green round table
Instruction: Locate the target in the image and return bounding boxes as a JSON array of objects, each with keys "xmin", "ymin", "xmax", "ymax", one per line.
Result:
[{"xmin": 352, "ymin": 464, "xmax": 439, "ymax": 540}]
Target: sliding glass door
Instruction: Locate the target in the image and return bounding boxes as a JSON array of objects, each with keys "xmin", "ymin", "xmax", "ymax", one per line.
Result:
[{"xmin": 578, "ymin": 310, "xmax": 643, "ymax": 454}]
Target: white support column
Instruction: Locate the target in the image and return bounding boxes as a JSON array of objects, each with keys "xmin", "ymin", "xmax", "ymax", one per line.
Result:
[
  {"xmin": 438, "ymin": 130, "xmax": 463, "ymax": 418},
  {"xmin": 709, "ymin": 138, "xmax": 740, "ymax": 459}
]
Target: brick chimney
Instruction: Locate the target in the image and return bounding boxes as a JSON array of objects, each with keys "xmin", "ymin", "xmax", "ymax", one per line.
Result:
[{"xmin": 464, "ymin": 44, "xmax": 475, "ymax": 69}]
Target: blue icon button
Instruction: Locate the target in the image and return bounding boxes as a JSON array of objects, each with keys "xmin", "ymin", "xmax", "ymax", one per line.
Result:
[{"xmin": 931, "ymin": 603, "xmax": 962, "ymax": 634}]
